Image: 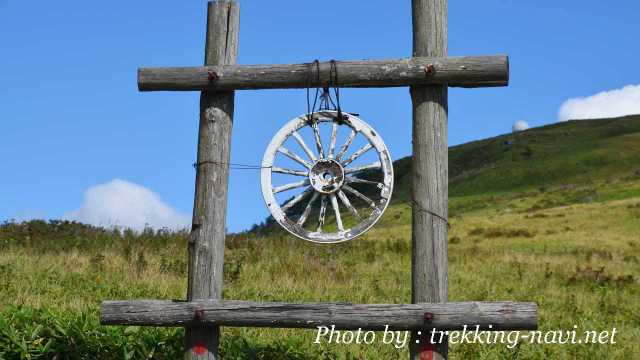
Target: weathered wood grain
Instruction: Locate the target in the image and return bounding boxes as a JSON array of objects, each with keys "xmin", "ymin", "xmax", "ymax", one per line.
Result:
[
  {"xmin": 101, "ymin": 300, "xmax": 538, "ymax": 331},
  {"xmin": 411, "ymin": 0, "xmax": 449, "ymax": 359},
  {"xmin": 137, "ymin": 55, "xmax": 508, "ymax": 91},
  {"xmin": 185, "ymin": 1, "xmax": 238, "ymax": 359}
]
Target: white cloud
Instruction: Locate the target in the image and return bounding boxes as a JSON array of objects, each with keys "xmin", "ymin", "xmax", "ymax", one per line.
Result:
[
  {"xmin": 512, "ymin": 120, "xmax": 530, "ymax": 132},
  {"xmin": 558, "ymin": 84, "xmax": 640, "ymax": 122},
  {"xmin": 65, "ymin": 179, "xmax": 190, "ymax": 231}
]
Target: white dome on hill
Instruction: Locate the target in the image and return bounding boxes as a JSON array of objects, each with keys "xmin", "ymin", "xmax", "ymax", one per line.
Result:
[{"xmin": 513, "ymin": 120, "xmax": 530, "ymax": 132}]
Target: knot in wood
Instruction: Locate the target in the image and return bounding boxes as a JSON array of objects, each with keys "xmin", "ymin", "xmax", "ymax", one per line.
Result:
[{"xmin": 188, "ymin": 224, "xmax": 201, "ymax": 245}]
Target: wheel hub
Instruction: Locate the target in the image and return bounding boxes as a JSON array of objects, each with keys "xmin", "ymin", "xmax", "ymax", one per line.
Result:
[{"xmin": 308, "ymin": 159, "xmax": 344, "ymax": 194}]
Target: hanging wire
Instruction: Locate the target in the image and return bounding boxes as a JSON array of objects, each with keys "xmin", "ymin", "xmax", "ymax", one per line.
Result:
[
  {"xmin": 193, "ymin": 161, "xmax": 271, "ymax": 170},
  {"xmin": 306, "ymin": 59, "xmax": 343, "ymax": 121},
  {"xmin": 306, "ymin": 60, "xmax": 321, "ymax": 123},
  {"xmin": 330, "ymin": 60, "xmax": 343, "ymax": 122}
]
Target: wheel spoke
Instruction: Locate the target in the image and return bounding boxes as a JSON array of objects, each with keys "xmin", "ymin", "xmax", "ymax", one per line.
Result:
[
  {"xmin": 344, "ymin": 161, "xmax": 381, "ymax": 174},
  {"xmin": 337, "ymin": 190, "xmax": 360, "ymax": 220},
  {"xmin": 328, "ymin": 122, "xmax": 338, "ymax": 158},
  {"xmin": 291, "ymin": 131, "xmax": 317, "ymax": 162},
  {"xmin": 311, "ymin": 122, "xmax": 325, "ymax": 159},
  {"xmin": 273, "ymin": 179, "xmax": 310, "ymax": 194},
  {"xmin": 335, "ymin": 129, "xmax": 357, "ymax": 162},
  {"xmin": 317, "ymin": 195, "xmax": 328, "ymax": 231},
  {"xmin": 281, "ymin": 187, "xmax": 313, "ymax": 212},
  {"xmin": 297, "ymin": 192, "xmax": 319, "ymax": 226},
  {"xmin": 345, "ymin": 176, "xmax": 384, "ymax": 188},
  {"xmin": 263, "ymin": 112, "xmax": 393, "ymax": 242},
  {"xmin": 330, "ymin": 194, "xmax": 344, "ymax": 231},
  {"xmin": 342, "ymin": 143, "xmax": 373, "ymax": 166},
  {"xmin": 343, "ymin": 184, "xmax": 376, "ymax": 208},
  {"xmin": 278, "ymin": 147, "xmax": 313, "ymax": 169},
  {"xmin": 272, "ymin": 167, "xmax": 308, "ymax": 177}
]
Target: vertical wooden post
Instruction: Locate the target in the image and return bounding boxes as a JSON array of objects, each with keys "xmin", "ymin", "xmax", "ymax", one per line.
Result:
[
  {"xmin": 410, "ymin": 0, "xmax": 448, "ymax": 359},
  {"xmin": 185, "ymin": 1, "xmax": 239, "ymax": 359}
]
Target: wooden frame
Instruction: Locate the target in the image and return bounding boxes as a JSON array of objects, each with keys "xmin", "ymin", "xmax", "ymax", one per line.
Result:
[
  {"xmin": 138, "ymin": 56, "xmax": 508, "ymax": 91},
  {"xmin": 99, "ymin": 1, "xmax": 536, "ymax": 359},
  {"xmin": 410, "ymin": 0, "xmax": 449, "ymax": 358},
  {"xmin": 101, "ymin": 300, "xmax": 537, "ymax": 331},
  {"xmin": 184, "ymin": 1, "xmax": 238, "ymax": 358}
]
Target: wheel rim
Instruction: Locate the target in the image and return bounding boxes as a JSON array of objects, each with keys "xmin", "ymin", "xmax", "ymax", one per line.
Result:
[{"xmin": 261, "ymin": 110, "xmax": 393, "ymax": 243}]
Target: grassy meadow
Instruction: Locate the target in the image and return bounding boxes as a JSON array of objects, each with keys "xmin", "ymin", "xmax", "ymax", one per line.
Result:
[{"xmin": 1, "ymin": 116, "xmax": 640, "ymax": 359}]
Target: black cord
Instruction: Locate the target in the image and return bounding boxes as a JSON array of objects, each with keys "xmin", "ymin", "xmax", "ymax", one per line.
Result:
[
  {"xmin": 306, "ymin": 59, "xmax": 344, "ymax": 121},
  {"xmin": 193, "ymin": 161, "xmax": 271, "ymax": 170},
  {"xmin": 306, "ymin": 60, "xmax": 321, "ymax": 123},
  {"xmin": 329, "ymin": 60, "xmax": 343, "ymax": 122}
]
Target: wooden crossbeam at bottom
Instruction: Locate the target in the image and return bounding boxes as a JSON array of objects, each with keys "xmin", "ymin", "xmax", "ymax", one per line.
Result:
[{"xmin": 100, "ymin": 300, "xmax": 537, "ymax": 331}]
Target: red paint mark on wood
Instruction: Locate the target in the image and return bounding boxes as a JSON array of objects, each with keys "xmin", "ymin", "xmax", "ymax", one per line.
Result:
[
  {"xmin": 423, "ymin": 312, "xmax": 434, "ymax": 322},
  {"xmin": 194, "ymin": 308, "xmax": 205, "ymax": 320},
  {"xmin": 193, "ymin": 342, "xmax": 207, "ymax": 356},
  {"xmin": 420, "ymin": 341, "xmax": 436, "ymax": 360}
]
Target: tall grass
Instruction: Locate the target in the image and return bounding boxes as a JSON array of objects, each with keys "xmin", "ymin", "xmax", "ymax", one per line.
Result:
[{"xmin": 1, "ymin": 191, "xmax": 639, "ymax": 358}]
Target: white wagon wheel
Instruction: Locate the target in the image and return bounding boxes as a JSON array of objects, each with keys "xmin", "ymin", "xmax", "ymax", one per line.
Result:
[{"xmin": 261, "ymin": 110, "xmax": 393, "ymax": 243}]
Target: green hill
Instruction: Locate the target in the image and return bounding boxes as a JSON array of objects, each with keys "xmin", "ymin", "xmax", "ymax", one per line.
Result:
[
  {"xmin": 263, "ymin": 114, "xmax": 640, "ymax": 232},
  {"xmin": 393, "ymin": 114, "xmax": 640, "ymax": 205},
  {"xmin": 1, "ymin": 115, "xmax": 639, "ymax": 359}
]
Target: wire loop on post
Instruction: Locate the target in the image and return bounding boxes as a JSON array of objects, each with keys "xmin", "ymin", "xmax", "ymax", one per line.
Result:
[{"xmin": 410, "ymin": 201, "xmax": 451, "ymax": 228}]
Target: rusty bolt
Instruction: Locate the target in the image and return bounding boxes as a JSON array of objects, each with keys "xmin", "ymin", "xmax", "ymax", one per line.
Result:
[
  {"xmin": 194, "ymin": 308, "xmax": 205, "ymax": 320},
  {"xmin": 423, "ymin": 312, "xmax": 434, "ymax": 322},
  {"xmin": 207, "ymin": 71, "xmax": 218, "ymax": 82},
  {"xmin": 424, "ymin": 63, "xmax": 435, "ymax": 76}
]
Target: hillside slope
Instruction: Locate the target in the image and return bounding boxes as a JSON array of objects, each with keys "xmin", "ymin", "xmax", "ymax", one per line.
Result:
[
  {"xmin": 392, "ymin": 114, "xmax": 640, "ymax": 203},
  {"xmin": 262, "ymin": 114, "xmax": 640, "ymax": 231}
]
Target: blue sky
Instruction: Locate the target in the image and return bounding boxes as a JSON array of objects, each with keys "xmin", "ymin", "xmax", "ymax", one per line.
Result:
[{"xmin": 1, "ymin": 0, "xmax": 639, "ymax": 232}]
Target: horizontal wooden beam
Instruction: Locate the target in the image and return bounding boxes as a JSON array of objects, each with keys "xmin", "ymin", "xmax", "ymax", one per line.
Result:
[
  {"xmin": 101, "ymin": 300, "xmax": 536, "ymax": 331},
  {"xmin": 138, "ymin": 56, "xmax": 508, "ymax": 91}
]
